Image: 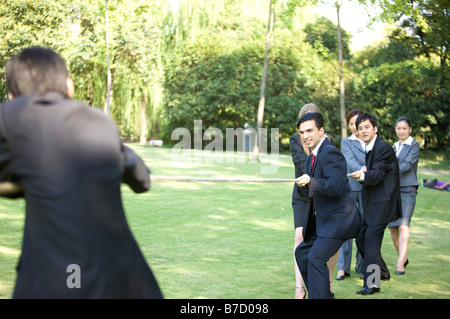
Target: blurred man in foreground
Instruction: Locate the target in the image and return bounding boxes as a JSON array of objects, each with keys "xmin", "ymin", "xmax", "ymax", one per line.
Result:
[{"xmin": 0, "ymin": 47, "xmax": 162, "ymax": 298}]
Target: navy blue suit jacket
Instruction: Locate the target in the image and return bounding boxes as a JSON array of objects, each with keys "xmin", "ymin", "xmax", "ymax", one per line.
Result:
[{"xmin": 302, "ymin": 139, "xmax": 361, "ymax": 240}]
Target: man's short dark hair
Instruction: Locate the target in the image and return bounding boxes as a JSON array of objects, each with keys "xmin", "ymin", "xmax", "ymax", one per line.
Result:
[
  {"xmin": 6, "ymin": 47, "xmax": 69, "ymax": 97},
  {"xmin": 297, "ymin": 112, "xmax": 324, "ymax": 130},
  {"xmin": 355, "ymin": 113, "xmax": 378, "ymax": 129}
]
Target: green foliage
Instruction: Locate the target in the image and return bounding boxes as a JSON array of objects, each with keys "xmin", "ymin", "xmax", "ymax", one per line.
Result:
[
  {"xmin": 162, "ymin": 28, "xmax": 339, "ymax": 144},
  {"xmin": 393, "ymin": 0, "xmax": 449, "ymax": 66},
  {"xmin": 348, "ymin": 59, "xmax": 449, "ymax": 150},
  {"xmin": 0, "ymin": 0, "xmax": 447, "ymax": 151},
  {"xmin": 303, "ymin": 16, "xmax": 352, "ymax": 59},
  {"xmin": 357, "ymin": 27, "xmax": 420, "ymax": 68},
  {"xmin": 163, "ymin": 33, "xmax": 263, "ymax": 140},
  {"xmin": 0, "ymin": 0, "xmax": 166, "ymax": 139},
  {"xmin": 0, "ymin": 0, "xmax": 69, "ymax": 100},
  {"xmin": 63, "ymin": 0, "xmax": 166, "ymax": 139}
]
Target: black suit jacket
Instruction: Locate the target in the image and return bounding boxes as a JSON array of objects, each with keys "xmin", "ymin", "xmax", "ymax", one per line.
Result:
[
  {"xmin": 302, "ymin": 139, "xmax": 361, "ymax": 240},
  {"xmin": 361, "ymin": 135, "xmax": 402, "ymax": 225},
  {"xmin": 289, "ymin": 133, "xmax": 308, "ymax": 202},
  {"xmin": 0, "ymin": 93, "xmax": 162, "ymax": 298}
]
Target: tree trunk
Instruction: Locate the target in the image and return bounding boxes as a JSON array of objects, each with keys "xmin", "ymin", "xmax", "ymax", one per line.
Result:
[
  {"xmin": 139, "ymin": 92, "xmax": 148, "ymax": 144},
  {"xmin": 104, "ymin": 0, "xmax": 112, "ymax": 117},
  {"xmin": 252, "ymin": 0, "xmax": 273, "ymax": 161},
  {"xmin": 336, "ymin": 3, "xmax": 347, "ymax": 138}
]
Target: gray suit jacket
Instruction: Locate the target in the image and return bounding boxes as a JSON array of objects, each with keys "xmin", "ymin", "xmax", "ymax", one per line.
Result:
[
  {"xmin": 0, "ymin": 93, "xmax": 162, "ymax": 298},
  {"xmin": 341, "ymin": 135, "xmax": 365, "ymax": 192},
  {"xmin": 393, "ymin": 139, "xmax": 420, "ymax": 187}
]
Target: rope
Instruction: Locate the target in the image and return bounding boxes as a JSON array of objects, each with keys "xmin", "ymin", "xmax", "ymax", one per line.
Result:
[
  {"xmin": 0, "ymin": 175, "xmax": 298, "ymax": 195},
  {"xmin": 0, "ymin": 182, "xmax": 24, "ymax": 194},
  {"xmin": 150, "ymin": 175, "xmax": 298, "ymax": 183}
]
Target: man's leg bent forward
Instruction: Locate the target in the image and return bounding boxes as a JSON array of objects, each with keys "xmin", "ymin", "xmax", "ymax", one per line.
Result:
[{"xmin": 307, "ymin": 237, "xmax": 345, "ymax": 299}]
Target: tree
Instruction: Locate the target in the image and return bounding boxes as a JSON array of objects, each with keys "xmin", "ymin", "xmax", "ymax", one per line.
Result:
[
  {"xmin": 303, "ymin": 16, "xmax": 351, "ymax": 57},
  {"xmin": 348, "ymin": 59, "xmax": 449, "ymax": 150},
  {"xmin": 395, "ymin": 0, "xmax": 449, "ymax": 67},
  {"xmin": 353, "ymin": 26, "xmax": 420, "ymax": 70},
  {"xmin": 303, "ymin": 9, "xmax": 352, "ymax": 139},
  {"xmin": 1, "ymin": 0, "xmax": 447, "ymax": 152},
  {"xmin": 104, "ymin": 0, "xmax": 112, "ymax": 117},
  {"xmin": 253, "ymin": 0, "xmax": 275, "ymax": 161},
  {"xmin": 362, "ymin": 0, "xmax": 448, "ymax": 67},
  {"xmin": 162, "ymin": 27, "xmax": 339, "ymax": 145},
  {"xmin": 351, "ymin": 0, "xmax": 449, "ymax": 152},
  {"xmin": 336, "ymin": 2, "xmax": 347, "ymax": 138},
  {"xmin": 66, "ymin": 0, "xmax": 165, "ymax": 141},
  {"xmin": 0, "ymin": 0, "xmax": 68, "ymax": 100}
]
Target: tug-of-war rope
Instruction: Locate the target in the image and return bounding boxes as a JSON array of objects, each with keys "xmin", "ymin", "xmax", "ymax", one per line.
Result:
[
  {"xmin": 0, "ymin": 173, "xmax": 360, "ymax": 195},
  {"xmin": 0, "ymin": 175, "xmax": 304, "ymax": 196}
]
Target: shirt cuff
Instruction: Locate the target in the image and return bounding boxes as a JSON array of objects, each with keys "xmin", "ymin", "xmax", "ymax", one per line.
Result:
[{"xmin": 358, "ymin": 171, "xmax": 365, "ymax": 182}]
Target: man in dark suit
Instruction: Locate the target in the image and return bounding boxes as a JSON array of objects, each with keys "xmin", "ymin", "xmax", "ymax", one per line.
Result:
[
  {"xmin": 352, "ymin": 113, "xmax": 402, "ymax": 295},
  {"xmin": 0, "ymin": 47, "xmax": 163, "ymax": 298},
  {"xmin": 294, "ymin": 112, "xmax": 361, "ymax": 299}
]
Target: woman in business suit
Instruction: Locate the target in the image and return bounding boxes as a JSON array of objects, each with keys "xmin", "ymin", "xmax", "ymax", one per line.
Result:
[
  {"xmin": 290, "ymin": 103, "xmax": 320, "ymax": 299},
  {"xmin": 388, "ymin": 117, "xmax": 420, "ymax": 275},
  {"xmin": 336, "ymin": 109, "xmax": 365, "ymax": 280}
]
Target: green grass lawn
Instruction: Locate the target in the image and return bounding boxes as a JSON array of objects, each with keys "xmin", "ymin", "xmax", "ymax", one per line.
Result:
[{"xmin": 0, "ymin": 144, "xmax": 449, "ymax": 299}]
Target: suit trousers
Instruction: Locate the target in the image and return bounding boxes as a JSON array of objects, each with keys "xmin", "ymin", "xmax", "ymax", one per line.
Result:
[
  {"xmin": 337, "ymin": 190, "xmax": 365, "ymax": 275},
  {"xmin": 295, "ymin": 234, "xmax": 345, "ymax": 299},
  {"xmin": 355, "ymin": 218, "xmax": 389, "ymax": 288}
]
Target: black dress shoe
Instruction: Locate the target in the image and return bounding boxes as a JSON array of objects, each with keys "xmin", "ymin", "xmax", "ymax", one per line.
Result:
[
  {"xmin": 396, "ymin": 270, "xmax": 405, "ymax": 275},
  {"xmin": 356, "ymin": 286, "xmax": 380, "ymax": 295},
  {"xmin": 381, "ymin": 274, "xmax": 390, "ymax": 281}
]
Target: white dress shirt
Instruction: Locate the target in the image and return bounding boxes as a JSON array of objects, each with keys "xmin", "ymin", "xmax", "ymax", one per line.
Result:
[
  {"xmin": 358, "ymin": 135, "xmax": 377, "ymax": 181},
  {"xmin": 394, "ymin": 136, "xmax": 413, "ymax": 157}
]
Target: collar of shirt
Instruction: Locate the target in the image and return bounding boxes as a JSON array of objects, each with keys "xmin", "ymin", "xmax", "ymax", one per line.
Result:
[
  {"xmin": 365, "ymin": 135, "xmax": 377, "ymax": 152},
  {"xmin": 349, "ymin": 133, "xmax": 365, "ymax": 147},
  {"xmin": 311, "ymin": 137, "xmax": 326, "ymax": 157},
  {"xmin": 394, "ymin": 136, "xmax": 414, "ymax": 149}
]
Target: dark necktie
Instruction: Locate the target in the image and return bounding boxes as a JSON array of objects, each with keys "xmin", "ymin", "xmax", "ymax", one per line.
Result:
[{"xmin": 311, "ymin": 154, "xmax": 316, "ymax": 174}]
